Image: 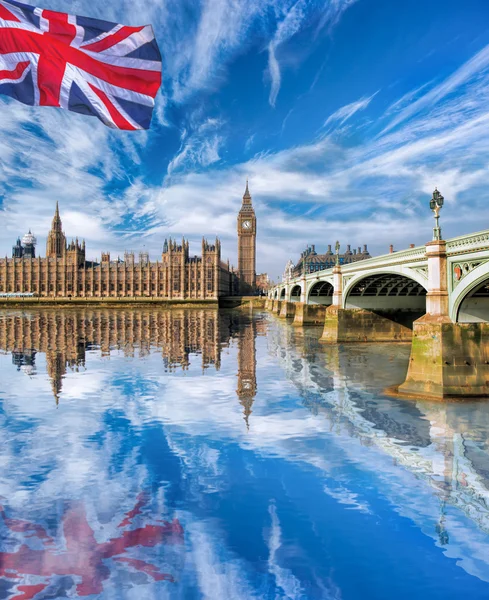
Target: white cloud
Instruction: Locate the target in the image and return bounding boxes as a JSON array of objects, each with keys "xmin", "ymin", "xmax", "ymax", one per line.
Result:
[
  {"xmin": 323, "ymin": 91, "xmax": 378, "ymax": 129},
  {"xmin": 267, "ymin": 0, "xmax": 357, "ymax": 107},
  {"xmin": 168, "ymin": 135, "xmax": 223, "ymax": 175},
  {"xmin": 268, "ymin": 0, "xmax": 307, "ymax": 107},
  {"xmin": 382, "ymin": 42, "xmax": 489, "ymax": 134}
]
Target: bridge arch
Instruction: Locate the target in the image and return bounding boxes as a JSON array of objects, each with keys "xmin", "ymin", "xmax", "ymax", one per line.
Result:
[
  {"xmin": 273, "ymin": 289, "xmax": 278, "ymax": 299},
  {"xmin": 344, "ymin": 271, "xmax": 427, "ymax": 314},
  {"xmin": 290, "ymin": 284, "xmax": 302, "ymax": 302},
  {"xmin": 280, "ymin": 288, "xmax": 286, "ymax": 299},
  {"xmin": 452, "ymin": 263, "xmax": 489, "ymax": 322},
  {"xmin": 308, "ymin": 281, "xmax": 334, "ymax": 305}
]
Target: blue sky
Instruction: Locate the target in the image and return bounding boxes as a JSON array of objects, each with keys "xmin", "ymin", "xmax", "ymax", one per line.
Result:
[{"xmin": 1, "ymin": 0, "xmax": 489, "ymax": 278}]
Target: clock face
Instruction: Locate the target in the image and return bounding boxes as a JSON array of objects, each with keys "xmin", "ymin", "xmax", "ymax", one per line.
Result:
[{"xmin": 242, "ymin": 220, "xmax": 252, "ymax": 230}]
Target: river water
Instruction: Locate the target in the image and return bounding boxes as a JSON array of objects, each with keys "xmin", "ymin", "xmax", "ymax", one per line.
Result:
[{"xmin": 1, "ymin": 307, "xmax": 489, "ymax": 599}]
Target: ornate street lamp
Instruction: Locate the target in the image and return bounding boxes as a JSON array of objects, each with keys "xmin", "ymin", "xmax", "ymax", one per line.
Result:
[
  {"xmin": 430, "ymin": 187, "xmax": 444, "ymax": 241},
  {"xmin": 335, "ymin": 240, "xmax": 340, "ymax": 266}
]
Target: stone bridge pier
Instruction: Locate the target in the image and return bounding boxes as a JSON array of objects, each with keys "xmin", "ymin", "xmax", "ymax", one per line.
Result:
[{"xmin": 398, "ymin": 240, "xmax": 489, "ymax": 399}]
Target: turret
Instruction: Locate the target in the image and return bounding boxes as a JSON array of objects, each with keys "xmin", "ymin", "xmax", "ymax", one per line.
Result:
[
  {"xmin": 46, "ymin": 202, "xmax": 66, "ymax": 258},
  {"xmin": 12, "ymin": 237, "xmax": 23, "ymax": 258}
]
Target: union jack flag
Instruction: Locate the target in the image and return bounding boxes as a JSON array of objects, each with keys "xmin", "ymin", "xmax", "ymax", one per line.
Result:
[{"xmin": 0, "ymin": 0, "xmax": 162, "ymax": 130}]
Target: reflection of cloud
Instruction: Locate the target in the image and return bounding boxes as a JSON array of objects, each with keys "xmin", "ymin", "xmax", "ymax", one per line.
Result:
[
  {"xmin": 323, "ymin": 485, "xmax": 371, "ymax": 514},
  {"xmin": 268, "ymin": 504, "xmax": 303, "ymax": 599},
  {"xmin": 187, "ymin": 520, "xmax": 258, "ymax": 600}
]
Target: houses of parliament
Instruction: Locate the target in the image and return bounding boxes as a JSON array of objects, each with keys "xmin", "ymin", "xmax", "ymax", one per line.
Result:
[{"xmin": 0, "ymin": 183, "xmax": 262, "ymax": 299}]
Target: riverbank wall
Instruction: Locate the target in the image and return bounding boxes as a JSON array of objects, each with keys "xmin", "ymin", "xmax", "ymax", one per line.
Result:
[
  {"xmin": 0, "ymin": 296, "xmax": 267, "ymax": 310},
  {"xmin": 0, "ymin": 297, "xmax": 220, "ymax": 309}
]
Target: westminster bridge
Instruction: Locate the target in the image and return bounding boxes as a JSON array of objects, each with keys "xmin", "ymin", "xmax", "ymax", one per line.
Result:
[{"xmin": 266, "ymin": 228, "xmax": 489, "ymax": 400}]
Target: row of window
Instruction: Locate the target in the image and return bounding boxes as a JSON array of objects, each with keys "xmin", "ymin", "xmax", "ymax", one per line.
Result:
[
  {"xmin": 0, "ymin": 269, "xmax": 214, "ymax": 281},
  {"xmin": 0, "ymin": 282, "xmax": 215, "ymax": 293}
]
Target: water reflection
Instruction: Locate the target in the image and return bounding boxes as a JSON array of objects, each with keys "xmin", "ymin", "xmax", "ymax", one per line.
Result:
[
  {"xmin": 268, "ymin": 320, "xmax": 489, "ymax": 580},
  {"xmin": 0, "ymin": 309, "xmax": 263, "ymax": 417},
  {"xmin": 1, "ymin": 309, "xmax": 489, "ymax": 598}
]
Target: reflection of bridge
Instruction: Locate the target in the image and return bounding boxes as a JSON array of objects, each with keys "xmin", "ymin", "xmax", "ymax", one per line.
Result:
[
  {"xmin": 267, "ymin": 230, "xmax": 489, "ymax": 399},
  {"xmin": 266, "ymin": 319, "xmax": 489, "ymax": 578},
  {"xmin": 0, "ymin": 309, "xmax": 263, "ymax": 423}
]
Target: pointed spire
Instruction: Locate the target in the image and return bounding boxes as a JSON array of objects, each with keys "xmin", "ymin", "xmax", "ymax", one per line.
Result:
[
  {"xmin": 243, "ymin": 179, "xmax": 251, "ymax": 200},
  {"xmin": 50, "ymin": 201, "xmax": 63, "ymax": 235}
]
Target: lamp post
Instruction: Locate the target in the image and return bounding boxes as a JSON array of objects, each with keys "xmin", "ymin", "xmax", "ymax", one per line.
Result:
[{"xmin": 430, "ymin": 188, "xmax": 444, "ymax": 241}]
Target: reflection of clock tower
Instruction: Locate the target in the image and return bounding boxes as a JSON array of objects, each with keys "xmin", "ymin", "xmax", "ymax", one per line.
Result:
[
  {"xmin": 237, "ymin": 181, "xmax": 256, "ymax": 294},
  {"xmin": 236, "ymin": 318, "xmax": 257, "ymax": 430}
]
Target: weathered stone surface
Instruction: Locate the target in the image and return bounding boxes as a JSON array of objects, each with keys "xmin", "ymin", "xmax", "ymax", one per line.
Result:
[
  {"xmin": 398, "ymin": 315, "xmax": 489, "ymax": 398},
  {"xmin": 272, "ymin": 300, "xmax": 282, "ymax": 314},
  {"xmin": 320, "ymin": 306, "xmax": 412, "ymax": 343},
  {"xmin": 278, "ymin": 301, "xmax": 296, "ymax": 319},
  {"xmin": 292, "ymin": 303, "xmax": 326, "ymax": 327},
  {"xmin": 219, "ymin": 296, "xmax": 265, "ymax": 309}
]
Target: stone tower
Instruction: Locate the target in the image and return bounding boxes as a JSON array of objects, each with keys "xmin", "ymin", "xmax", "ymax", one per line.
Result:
[
  {"xmin": 237, "ymin": 181, "xmax": 256, "ymax": 294},
  {"xmin": 46, "ymin": 202, "xmax": 66, "ymax": 258}
]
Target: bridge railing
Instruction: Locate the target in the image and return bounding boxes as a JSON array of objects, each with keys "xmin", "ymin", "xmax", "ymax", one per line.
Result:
[
  {"xmin": 341, "ymin": 245, "xmax": 426, "ymax": 272},
  {"xmin": 446, "ymin": 229, "xmax": 489, "ymax": 254}
]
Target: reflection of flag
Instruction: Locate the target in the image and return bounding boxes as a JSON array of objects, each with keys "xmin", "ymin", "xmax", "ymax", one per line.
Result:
[
  {"xmin": 0, "ymin": 0, "xmax": 162, "ymax": 129},
  {"xmin": 0, "ymin": 495, "xmax": 184, "ymax": 598}
]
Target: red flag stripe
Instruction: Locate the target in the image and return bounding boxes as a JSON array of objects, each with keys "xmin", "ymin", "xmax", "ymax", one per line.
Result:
[
  {"xmin": 0, "ymin": 60, "xmax": 29, "ymax": 80},
  {"xmin": 10, "ymin": 584, "xmax": 49, "ymax": 600},
  {"xmin": 42, "ymin": 10, "xmax": 77, "ymax": 43},
  {"xmin": 37, "ymin": 54, "xmax": 64, "ymax": 106},
  {"xmin": 0, "ymin": 3, "xmax": 19, "ymax": 21},
  {"xmin": 82, "ymin": 25, "xmax": 145, "ymax": 53},
  {"xmin": 88, "ymin": 83, "xmax": 137, "ymax": 130}
]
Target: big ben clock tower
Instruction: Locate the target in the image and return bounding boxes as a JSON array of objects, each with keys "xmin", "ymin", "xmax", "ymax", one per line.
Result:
[{"xmin": 237, "ymin": 181, "xmax": 256, "ymax": 294}]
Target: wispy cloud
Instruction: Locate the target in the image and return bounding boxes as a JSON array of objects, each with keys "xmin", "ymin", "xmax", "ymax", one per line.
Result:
[
  {"xmin": 167, "ymin": 115, "xmax": 225, "ymax": 175},
  {"xmin": 323, "ymin": 91, "xmax": 378, "ymax": 129},
  {"xmin": 268, "ymin": 504, "xmax": 304, "ymax": 599},
  {"xmin": 268, "ymin": 0, "xmax": 356, "ymax": 107},
  {"xmin": 315, "ymin": 0, "xmax": 359, "ymax": 36},
  {"xmin": 168, "ymin": 135, "xmax": 223, "ymax": 174},
  {"xmin": 268, "ymin": 1, "xmax": 307, "ymax": 107},
  {"xmin": 382, "ymin": 42, "xmax": 489, "ymax": 134}
]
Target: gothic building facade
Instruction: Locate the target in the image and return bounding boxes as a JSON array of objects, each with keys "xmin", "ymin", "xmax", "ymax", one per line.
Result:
[
  {"xmin": 291, "ymin": 243, "xmax": 371, "ymax": 277},
  {"xmin": 0, "ymin": 202, "xmax": 234, "ymax": 299}
]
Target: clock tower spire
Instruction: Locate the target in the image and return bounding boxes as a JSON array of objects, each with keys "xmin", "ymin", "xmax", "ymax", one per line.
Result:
[{"xmin": 237, "ymin": 180, "xmax": 256, "ymax": 294}]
